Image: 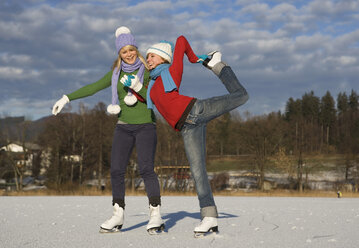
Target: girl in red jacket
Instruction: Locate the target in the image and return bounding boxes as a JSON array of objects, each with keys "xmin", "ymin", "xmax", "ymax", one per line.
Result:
[{"xmin": 145, "ymin": 36, "xmax": 249, "ymax": 236}]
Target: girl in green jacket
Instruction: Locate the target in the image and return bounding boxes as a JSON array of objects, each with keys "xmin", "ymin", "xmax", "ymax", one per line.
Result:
[{"xmin": 52, "ymin": 27, "xmax": 164, "ymax": 234}]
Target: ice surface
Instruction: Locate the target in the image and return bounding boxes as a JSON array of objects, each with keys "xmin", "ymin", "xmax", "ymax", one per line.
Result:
[{"xmin": 1, "ymin": 196, "xmax": 359, "ymax": 248}]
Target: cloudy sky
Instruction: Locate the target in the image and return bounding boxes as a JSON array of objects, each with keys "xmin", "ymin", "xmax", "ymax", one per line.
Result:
[{"xmin": 1, "ymin": 0, "xmax": 358, "ymax": 120}]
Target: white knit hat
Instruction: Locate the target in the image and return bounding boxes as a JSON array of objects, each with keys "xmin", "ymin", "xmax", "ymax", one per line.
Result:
[{"xmin": 146, "ymin": 41, "xmax": 173, "ymax": 63}]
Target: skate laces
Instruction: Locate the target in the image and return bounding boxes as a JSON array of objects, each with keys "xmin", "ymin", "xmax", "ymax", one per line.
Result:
[
  {"xmin": 103, "ymin": 206, "xmax": 123, "ymax": 223},
  {"xmin": 103, "ymin": 218, "xmax": 112, "ymax": 225},
  {"xmin": 197, "ymin": 217, "xmax": 214, "ymax": 227},
  {"xmin": 104, "ymin": 213, "xmax": 119, "ymax": 224},
  {"xmin": 196, "ymin": 218, "xmax": 205, "ymax": 228},
  {"xmin": 149, "ymin": 206, "xmax": 159, "ymax": 217}
]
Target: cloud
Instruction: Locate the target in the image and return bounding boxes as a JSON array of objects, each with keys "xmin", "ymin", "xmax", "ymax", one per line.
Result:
[
  {"xmin": 0, "ymin": 66, "xmax": 40, "ymax": 80},
  {"xmin": 0, "ymin": 53, "xmax": 32, "ymax": 64},
  {"xmin": 306, "ymin": 0, "xmax": 359, "ymax": 17},
  {"xmin": 0, "ymin": 97, "xmax": 53, "ymax": 120},
  {"xmin": 0, "ymin": 0, "xmax": 358, "ymax": 120}
]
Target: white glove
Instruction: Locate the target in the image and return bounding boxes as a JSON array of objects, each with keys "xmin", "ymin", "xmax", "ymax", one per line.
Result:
[
  {"xmin": 120, "ymin": 75, "xmax": 143, "ymax": 92},
  {"xmin": 52, "ymin": 95, "xmax": 70, "ymax": 115},
  {"xmin": 107, "ymin": 104, "xmax": 121, "ymax": 115}
]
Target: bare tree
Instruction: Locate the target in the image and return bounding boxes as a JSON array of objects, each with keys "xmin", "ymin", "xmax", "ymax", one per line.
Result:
[{"xmin": 240, "ymin": 113, "xmax": 284, "ymax": 190}]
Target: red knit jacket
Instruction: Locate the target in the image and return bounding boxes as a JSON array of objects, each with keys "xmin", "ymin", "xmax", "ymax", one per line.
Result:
[{"xmin": 149, "ymin": 36, "xmax": 199, "ymax": 131}]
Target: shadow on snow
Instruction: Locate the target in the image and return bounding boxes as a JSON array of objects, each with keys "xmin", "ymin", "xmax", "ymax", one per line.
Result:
[{"xmin": 121, "ymin": 211, "xmax": 238, "ymax": 232}]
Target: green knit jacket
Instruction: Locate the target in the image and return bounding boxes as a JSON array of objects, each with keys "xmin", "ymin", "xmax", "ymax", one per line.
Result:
[{"xmin": 66, "ymin": 69, "xmax": 155, "ymax": 124}]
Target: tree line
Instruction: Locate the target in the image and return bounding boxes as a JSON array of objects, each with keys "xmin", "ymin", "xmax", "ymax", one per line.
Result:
[
  {"xmin": 235, "ymin": 89, "xmax": 359, "ymax": 191},
  {"xmin": 1, "ymin": 89, "xmax": 359, "ymax": 192}
]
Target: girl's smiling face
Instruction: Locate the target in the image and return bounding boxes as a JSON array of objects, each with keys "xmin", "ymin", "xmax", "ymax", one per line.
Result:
[
  {"xmin": 120, "ymin": 46, "xmax": 138, "ymax": 65},
  {"xmin": 146, "ymin": 53, "xmax": 166, "ymax": 70}
]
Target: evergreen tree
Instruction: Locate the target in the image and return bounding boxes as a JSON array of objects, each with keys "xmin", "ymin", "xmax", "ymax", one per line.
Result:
[
  {"xmin": 301, "ymin": 91, "xmax": 320, "ymax": 124},
  {"xmin": 320, "ymin": 91, "xmax": 336, "ymax": 148},
  {"xmin": 349, "ymin": 90, "xmax": 359, "ymax": 112},
  {"xmin": 301, "ymin": 91, "xmax": 321, "ymax": 153},
  {"xmin": 285, "ymin": 97, "xmax": 302, "ymax": 121},
  {"xmin": 337, "ymin": 92, "xmax": 349, "ymax": 115},
  {"xmin": 285, "ymin": 97, "xmax": 302, "ymax": 154}
]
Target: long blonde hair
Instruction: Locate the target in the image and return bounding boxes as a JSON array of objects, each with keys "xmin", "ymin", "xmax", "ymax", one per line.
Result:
[{"xmin": 112, "ymin": 45, "xmax": 148, "ymax": 72}]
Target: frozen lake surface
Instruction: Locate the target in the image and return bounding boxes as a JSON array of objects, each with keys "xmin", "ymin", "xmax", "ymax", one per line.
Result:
[{"xmin": 1, "ymin": 195, "xmax": 359, "ymax": 248}]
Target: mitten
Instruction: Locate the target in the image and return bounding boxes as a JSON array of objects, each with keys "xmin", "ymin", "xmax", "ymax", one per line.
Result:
[
  {"xmin": 52, "ymin": 95, "xmax": 70, "ymax": 115},
  {"xmin": 120, "ymin": 75, "xmax": 143, "ymax": 92}
]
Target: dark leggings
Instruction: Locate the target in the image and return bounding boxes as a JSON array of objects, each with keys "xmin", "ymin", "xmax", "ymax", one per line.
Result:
[{"xmin": 111, "ymin": 123, "xmax": 161, "ymax": 208}]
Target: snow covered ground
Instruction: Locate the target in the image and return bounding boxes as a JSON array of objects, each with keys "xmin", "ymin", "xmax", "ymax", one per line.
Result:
[{"xmin": 1, "ymin": 195, "xmax": 359, "ymax": 248}]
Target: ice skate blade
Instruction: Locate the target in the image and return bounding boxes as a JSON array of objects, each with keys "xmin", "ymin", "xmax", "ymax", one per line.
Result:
[
  {"xmin": 147, "ymin": 224, "xmax": 165, "ymax": 235},
  {"xmin": 99, "ymin": 225, "xmax": 122, "ymax": 233},
  {"xmin": 194, "ymin": 226, "xmax": 219, "ymax": 238}
]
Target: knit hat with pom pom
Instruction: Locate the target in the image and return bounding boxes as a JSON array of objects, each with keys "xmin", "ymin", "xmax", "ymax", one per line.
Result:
[
  {"xmin": 115, "ymin": 26, "xmax": 137, "ymax": 53},
  {"xmin": 108, "ymin": 26, "xmax": 144, "ymax": 115}
]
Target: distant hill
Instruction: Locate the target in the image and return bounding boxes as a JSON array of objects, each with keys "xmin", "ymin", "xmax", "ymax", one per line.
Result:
[{"xmin": 0, "ymin": 116, "xmax": 50, "ymax": 143}]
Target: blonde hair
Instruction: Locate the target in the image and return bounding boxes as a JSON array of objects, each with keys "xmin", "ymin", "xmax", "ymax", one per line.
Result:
[{"xmin": 112, "ymin": 45, "xmax": 148, "ymax": 72}]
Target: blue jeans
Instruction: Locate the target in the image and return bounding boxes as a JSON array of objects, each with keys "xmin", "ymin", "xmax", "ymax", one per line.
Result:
[{"xmin": 180, "ymin": 65, "xmax": 248, "ymax": 216}]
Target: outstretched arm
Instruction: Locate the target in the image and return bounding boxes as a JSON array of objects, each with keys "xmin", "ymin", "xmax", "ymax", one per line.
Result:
[
  {"xmin": 169, "ymin": 36, "xmax": 199, "ymax": 88},
  {"xmin": 67, "ymin": 71, "xmax": 112, "ymax": 100},
  {"xmin": 52, "ymin": 71, "xmax": 112, "ymax": 115}
]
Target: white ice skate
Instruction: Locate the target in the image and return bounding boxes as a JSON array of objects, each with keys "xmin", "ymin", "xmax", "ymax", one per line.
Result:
[
  {"xmin": 194, "ymin": 217, "xmax": 218, "ymax": 238},
  {"xmin": 203, "ymin": 51, "xmax": 222, "ymax": 69},
  {"xmin": 99, "ymin": 203, "xmax": 124, "ymax": 233},
  {"xmin": 146, "ymin": 205, "xmax": 165, "ymax": 235}
]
